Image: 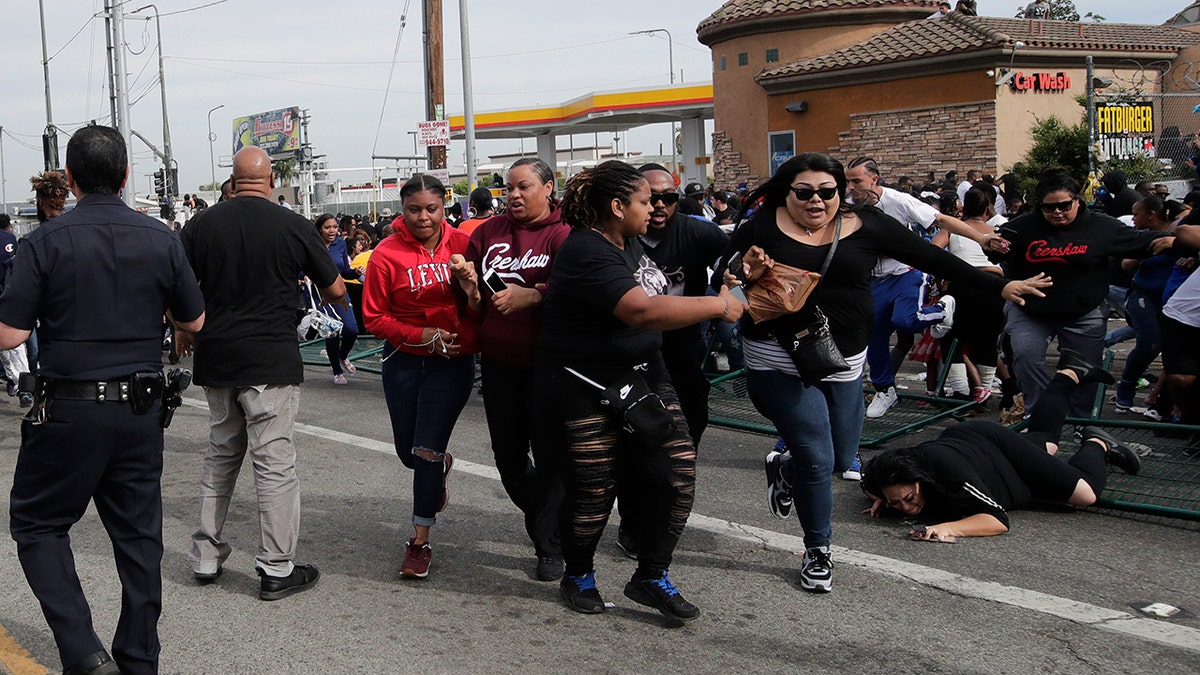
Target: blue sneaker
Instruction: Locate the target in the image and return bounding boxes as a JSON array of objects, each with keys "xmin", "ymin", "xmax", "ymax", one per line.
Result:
[
  {"xmin": 841, "ymin": 453, "xmax": 862, "ymax": 481},
  {"xmin": 624, "ymin": 569, "xmax": 699, "ymax": 621},
  {"xmin": 560, "ymin": 571, "xmax": 604, "ymax": 614}
]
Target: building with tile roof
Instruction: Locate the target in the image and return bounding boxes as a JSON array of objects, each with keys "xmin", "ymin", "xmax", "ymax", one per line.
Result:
[{"xmin": 698, "ymin": 1, "xmax": 1200, "ymax": 190}]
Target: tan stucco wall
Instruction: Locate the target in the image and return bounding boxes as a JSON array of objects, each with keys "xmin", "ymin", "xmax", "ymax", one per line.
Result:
[
  {"xmin": 765, "ymin": 69, "xmax": 997, "ymax": 164},
  {"xmin": 994, "ymin": 66, "xmax": 1148, "ymax": 172},
  {"xmin": 710, "ymin": 24, "xmax": 898, "ymax": 177}
]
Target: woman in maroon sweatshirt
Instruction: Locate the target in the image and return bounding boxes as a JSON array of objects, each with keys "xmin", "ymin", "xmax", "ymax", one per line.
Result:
[
  {"xmin": 363, "ymin": 173, "xmax": 479, "ymax": 580},
  {"xmin": 464, "ymin": 158, "xmax": 570, "ymax": 582}
]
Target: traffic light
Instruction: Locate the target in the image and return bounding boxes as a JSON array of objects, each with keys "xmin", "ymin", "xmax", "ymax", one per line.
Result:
[
  {"xmin": 168, "ymin": 168, "xmax": 179, "ymax": 198},
  {"xmin": 153, "ymin": 169, "xmax": 166, "ymax": 197}
]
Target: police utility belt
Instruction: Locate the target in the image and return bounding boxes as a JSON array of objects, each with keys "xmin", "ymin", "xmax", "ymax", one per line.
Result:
[{"xmin": 19, "ymin": 368, "xmax": 191, "ymax": 428}]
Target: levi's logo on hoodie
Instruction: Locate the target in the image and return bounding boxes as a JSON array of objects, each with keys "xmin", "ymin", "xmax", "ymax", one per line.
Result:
[{"xmin": 405, "ymin": 262, "xmax": 452, "ymax": 292}]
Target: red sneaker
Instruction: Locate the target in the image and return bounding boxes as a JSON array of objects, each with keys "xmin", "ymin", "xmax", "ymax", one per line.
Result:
[{"xmin": 401, "ymin": 538, "xmax": 431, "ymax": 579}]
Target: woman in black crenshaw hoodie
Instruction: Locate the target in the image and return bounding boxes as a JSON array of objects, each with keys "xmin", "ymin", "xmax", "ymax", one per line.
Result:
[{"xmin": 993, "ymin": 168, "xmax": 1170, "ymax": 417}]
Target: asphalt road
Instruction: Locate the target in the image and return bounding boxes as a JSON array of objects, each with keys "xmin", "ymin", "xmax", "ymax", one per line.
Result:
[{"xmin": 1, "ymin": 358, "xmax": 1199, "ymax": 674}]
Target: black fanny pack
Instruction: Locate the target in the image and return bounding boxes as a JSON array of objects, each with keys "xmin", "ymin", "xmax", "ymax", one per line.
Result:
[{"xmin": 565, "ymin": 365, "xmax": 677, "ymax": 445}]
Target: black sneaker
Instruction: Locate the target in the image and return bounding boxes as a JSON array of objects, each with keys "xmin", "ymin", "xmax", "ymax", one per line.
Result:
[
  {"xmin": 560, "ymin": 571, "xmax": 604, "ymax": 614},
  {"xmin": 765, "ymin": 449, "xmax": 792, "ymax": 519},
  {"xmin": 623, "ymin": 569, "xmax": 700, "ymax": 621},
  {"xmin": 799, "ymin": 547, "xmax": 833, "ymax": 593},
  {"xmin": 536, "ymin": 555, "xmax": 564, "ymax": 582},
  {"xmin": 616, "ymin": 526, "xmax": 639, "ymax": 560},
  {"xmin": 1081, "ymin": 426, "xmax": 1142, "ymax": 475},
  {"xmin": 258, "ymin": 563, "xmax": 320, "ymax": 600},
  {"xmin": 1057, "ymin": 348, "xmax": 1115, "ymax": 385}
]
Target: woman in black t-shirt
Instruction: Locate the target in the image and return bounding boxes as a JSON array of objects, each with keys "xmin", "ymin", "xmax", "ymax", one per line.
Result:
[
  {"xmin": 538, "ymin": 160, "xmax": 745, "ymax": 621},
  {"xmin": 860, "ymin": 354, "xmax": 1141, "ymax": 541}
]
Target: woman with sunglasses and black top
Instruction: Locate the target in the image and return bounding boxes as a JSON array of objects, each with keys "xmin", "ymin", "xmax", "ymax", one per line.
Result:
[
  {"xmin": 991, "ymin": 168, "xmax": 1172, "ymax": 417},
  {"xmin": 730, "ymin": 153, "xmax": 1049, "ymax": 593},
  {"xmin": 538, "ymin": 160, "xmax": 745, "ymax": 621}
]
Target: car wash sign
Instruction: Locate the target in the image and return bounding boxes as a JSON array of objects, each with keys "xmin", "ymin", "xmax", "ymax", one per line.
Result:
[
  {"xmin": 1096, "ymin": 101, "xmax": 1155, "ymax": 160},
  {"xmin": 1010, "ymin": 71, "xmax": 1071, "ymax": 92}
]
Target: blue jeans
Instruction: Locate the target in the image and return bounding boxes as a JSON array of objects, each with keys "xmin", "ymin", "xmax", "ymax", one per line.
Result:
[
  {"xmin": 325, "ymin": 301, "xmax": 359, "ymax": 376},
  {"xmin": 868, "ymin": 270, "xmax": 935, "ymax": 389},
  {"xmin": 1116, "ymin": 289, "xmax": 1163, "ymax": 405},
  {"xmin": 746, "ymin": 369, "xmax": 863, "ymax": 549},
  {"xmin": 380, "ymin": 349, "xmax": 476, "ymax": 527}
]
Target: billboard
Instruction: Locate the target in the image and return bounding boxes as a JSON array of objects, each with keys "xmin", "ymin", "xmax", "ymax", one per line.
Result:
[
  {"xmin": 1095, "ymin": 101, "xmax": 1154, "ymax": 161},
  {"xmin": 232, "ymin": 107, "xmax": 301, "ymax": 158}
]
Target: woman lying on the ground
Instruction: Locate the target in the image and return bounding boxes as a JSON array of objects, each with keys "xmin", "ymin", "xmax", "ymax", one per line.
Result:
[{"xmin": 860, "ymin": 349, "xmax": 1142, "ymax": 542}]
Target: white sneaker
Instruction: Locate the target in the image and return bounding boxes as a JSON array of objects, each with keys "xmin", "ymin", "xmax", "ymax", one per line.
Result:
[
  {"xmin": 866, "ymin": 386, "xmax": 899, "ymax": 419},
  {"xmin": 929, "ymin": 295, "xmax": 955, "ymax": 339}
]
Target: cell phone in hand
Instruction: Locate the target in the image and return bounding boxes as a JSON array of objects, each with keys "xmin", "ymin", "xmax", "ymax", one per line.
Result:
[
  {"xmin": 482, "ymin": 267, "xmax": 507, "ymax": 295},
  {"xmin": 726, "ymin": 252, "xmax": 748, "ymax": 303}
]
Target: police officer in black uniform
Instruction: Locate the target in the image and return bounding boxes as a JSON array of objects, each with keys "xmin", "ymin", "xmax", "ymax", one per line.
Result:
[{"xmin": 0, "ymin": 124, "xmax": 205, "ymax": 675}]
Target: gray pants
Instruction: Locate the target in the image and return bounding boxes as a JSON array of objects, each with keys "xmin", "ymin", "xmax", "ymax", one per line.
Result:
[
  {"xmin": 1003, "ymin": 303, "xmax": 1105, "ymax": 416},
  {"xmin": 189, "ymin": 384, "xmax": 302, "ymax": 577}
]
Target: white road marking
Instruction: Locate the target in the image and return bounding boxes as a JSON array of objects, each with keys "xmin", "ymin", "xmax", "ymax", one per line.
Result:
[{"xmin": 180, "ymin": 398, "xmax": 1200, "ymax": 654}]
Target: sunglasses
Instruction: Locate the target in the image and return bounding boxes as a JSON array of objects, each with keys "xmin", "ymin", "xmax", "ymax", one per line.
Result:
[
  {"xmin": 790, "ymin": 186, "xmax": 840, "ymax": 201},
  {"xmin": 1039, "ymin": 199, "xmax": 1075, "ymax": 213},
  {"xmin": 649, "ymin": 191, "xmax": 680, "ymax": 206}
]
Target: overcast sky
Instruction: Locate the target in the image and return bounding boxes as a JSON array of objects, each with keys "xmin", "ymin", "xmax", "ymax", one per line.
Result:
[{"xmin": 0, "ymin": 0, "xmax": 1184, "ymax": 204}]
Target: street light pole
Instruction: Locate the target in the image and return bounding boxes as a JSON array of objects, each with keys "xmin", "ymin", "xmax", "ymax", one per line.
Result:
[
  {"xmin": 133, "ymin": 5, "xmax": 173, "ymax": 196},
  {"xmin": 207, "ymin": 104, "xmax": 224, "ymax": 204},
  {"xmin": 630, "ymin": 28, "xmax": 674, "ymax": 84},
  {"xmin": 631, "ymin": 28, "xmax": 677, "ymax": 174},
  {"xmin": 458, "ymin": 0, "xmax": 478, "ymax": 191}
]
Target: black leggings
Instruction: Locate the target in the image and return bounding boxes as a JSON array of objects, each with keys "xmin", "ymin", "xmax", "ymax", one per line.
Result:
[
  {"xmin": 940, "ymin": 421, "xmax": 1107, "ymax": 503},
  {"xmin": 940, "ymin": 277, "xmax": 1004, "ymax": 366},
  {"xmin": 537, "ymin": 361, "xmax": 696, "ymax": 577},
  {"xmin": 480, "ymin": 360, "xmax": 562, "ymax": 558}
]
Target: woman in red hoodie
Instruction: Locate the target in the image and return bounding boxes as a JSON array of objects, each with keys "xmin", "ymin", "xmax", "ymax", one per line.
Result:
[
  {"xmin": 363, "ymin": 173, "xmax": 480, "ymax": 580},
  {"xmin": 464, "ymin": 158, "xmax": 570, "ymax": 582}
]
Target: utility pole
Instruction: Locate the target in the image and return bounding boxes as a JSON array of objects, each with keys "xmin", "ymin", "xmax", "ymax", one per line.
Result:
[
  {"xmin": 458, "ymin": 0, "xmax": 477, "ymax": 190},
  {"xmin": 423, "ymin": 0, "xmax": 446, "ymax": 171},
  {"xmin": 1086, "ymin": 55, "xmax": 1096, "ymax": 177},
  {"xmin": 134, "ymin": 5, "xmax": 173, "ymax": 196},
  {"xmin": 104, "ymin": 1, "xmax": 117, "ymax": 125},
  {"xmin": 38, "ymin": 0, "xmax": 59, "ymax": 170},
  {"xmin": 110, "ymin": 1, "xmax": 137, "ymax": 206}
]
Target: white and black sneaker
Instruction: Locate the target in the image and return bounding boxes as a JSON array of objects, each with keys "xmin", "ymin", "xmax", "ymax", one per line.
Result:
[
  {"xmin": 765, "ymin": 446, "xmax": 792, "ymax": 519},
  {"xmin": 799, "ymin": 546, "xmax": 833, "ymax": 593}
]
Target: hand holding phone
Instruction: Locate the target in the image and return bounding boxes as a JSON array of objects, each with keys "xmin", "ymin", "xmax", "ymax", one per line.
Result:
[
  {"xmin": 726, "ymin": 252, "xmax": 748, "ymax": 304},
  {"xmin": 482, "ymin": 268, "xmax": 508, "ymax": 295}
]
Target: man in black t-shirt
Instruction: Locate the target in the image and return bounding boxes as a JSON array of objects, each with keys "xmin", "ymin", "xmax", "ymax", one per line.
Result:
[
  {"xmin": 180, "ymin": 146, "xmax": 345, "ymax": 601},
  {"xmin": 637, "ymin": 165, "xmax": 729, "ymax": 443}
]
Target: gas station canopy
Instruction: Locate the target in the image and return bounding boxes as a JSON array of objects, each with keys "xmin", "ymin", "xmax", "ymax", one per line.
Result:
[{"xmin": 449, "ymin": 83, "xmax": 713, "ymax": 139}]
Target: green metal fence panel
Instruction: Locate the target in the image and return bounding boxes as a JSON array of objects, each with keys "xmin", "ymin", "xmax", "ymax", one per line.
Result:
[{"xmin": 1059, "ymin": 417, "xmax": 1200, "ymax": 521}]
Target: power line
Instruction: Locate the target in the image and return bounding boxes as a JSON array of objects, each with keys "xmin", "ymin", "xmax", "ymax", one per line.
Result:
[
  {"xmin": 157, "ymin": 0, "xmax": 228, "ymax": 17},
  {"xmin": 372, "ymin": 1, "xmax": 415, "ymax": 158}
]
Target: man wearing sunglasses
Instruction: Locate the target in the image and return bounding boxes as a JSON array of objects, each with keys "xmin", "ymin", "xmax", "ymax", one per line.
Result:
[
  {"xmin": 610, "ymin": 164, "xmax": 728, "ymax": 559},
  {"xmin": 846, "ymin": 157, "xmax": 1006, "ymax": 423}
]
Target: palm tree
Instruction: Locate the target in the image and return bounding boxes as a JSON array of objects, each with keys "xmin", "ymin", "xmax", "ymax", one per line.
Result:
[{"xmin": 272, "ymin": 159, "xmax": 298, "ymax": 187}]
